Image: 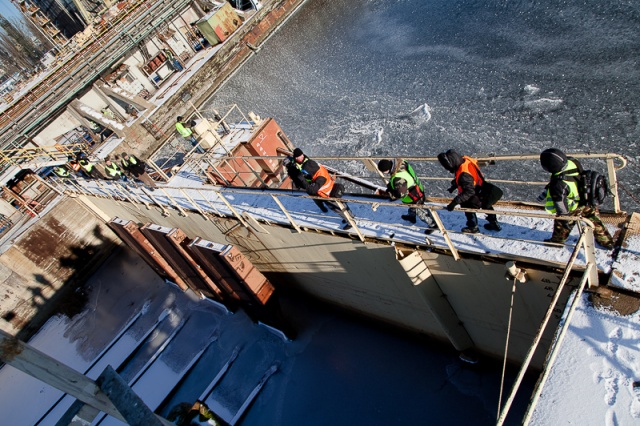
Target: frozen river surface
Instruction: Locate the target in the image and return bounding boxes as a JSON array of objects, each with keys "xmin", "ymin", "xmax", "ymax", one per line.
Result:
[{"xmin": 211, "ymin": 0, "xmax": 640, "ymax": 209}]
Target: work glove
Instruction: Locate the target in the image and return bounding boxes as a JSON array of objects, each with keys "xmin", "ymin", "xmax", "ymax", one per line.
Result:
[
  {"xmin": 446, "ymin": 201, "xmax": 457, "ymax": 212},
  {"xmin": 283, "ymin": 156, "xmax": 292, "ymax": 167},
  {"xmin": 536, "ymin": 190, "xmax": 546, "ymax": 202}
]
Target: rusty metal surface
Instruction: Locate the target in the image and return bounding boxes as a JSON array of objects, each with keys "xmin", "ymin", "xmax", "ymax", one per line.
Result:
[
  {"xmin": 165, "ymin": 228, "xmax": 223, "ymax": 300},
  {"xmin": 140, "ymin": 224, "xmax": 206, "ymax": 295},
  {"xmin": 219, "ymin": 245, "xmax": 275, "ymax": 305},
  {"xmin": 187, "ymin": 238, "xmax": 247, "ymax": 303},
  {"xmin": 207, "ymin": 118, "xmax": 290, "ymax": 188},
  {"xmin": 107, "ymin": 218, "xmax": 188, "ymax": 291}
]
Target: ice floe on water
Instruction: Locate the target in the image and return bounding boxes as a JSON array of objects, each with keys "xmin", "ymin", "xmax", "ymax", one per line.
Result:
[
  {"xmin": 524, "ymin": 97, "xmax": 564, "ymax": 113},
  {"xmin": 524, "ymin": 84, "xmax": 541, "ymax": 96}
]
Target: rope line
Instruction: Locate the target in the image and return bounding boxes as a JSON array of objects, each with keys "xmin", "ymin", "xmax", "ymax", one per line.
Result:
[{"xmin": 497, "ymin": 276, "xmax": 518, "ymax": 421}]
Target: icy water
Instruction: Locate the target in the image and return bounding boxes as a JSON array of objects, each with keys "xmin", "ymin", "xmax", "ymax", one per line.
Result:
[{"xmin": 211, "ymin": 0, "xmax": 640, "ymax": 209}]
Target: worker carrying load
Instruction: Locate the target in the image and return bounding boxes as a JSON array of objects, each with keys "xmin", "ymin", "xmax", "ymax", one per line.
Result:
[
  {"xmin": 437, "ymin": 149, "xmax": 503, "ymax": 234},
  {"xmin": 176, "ymin": 116, "xmax": 205, "ymax": 154}
]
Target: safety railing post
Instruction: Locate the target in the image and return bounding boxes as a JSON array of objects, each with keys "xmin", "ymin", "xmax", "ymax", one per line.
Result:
[
  {"xmin": 146, "ymin": 160, "xmax": 170, "ymax": 182},
  {"xmin": 179, "ymin": 188, "xmax": 209, "ymax": 220},
  {"xmin": 141, "ymin": 187, "xmax": 170, "ymax": 216},
  {"xmin": 577, "ymin": 222, "xmax": 599, "ymax": 288},
  {"xmin": 113, "ymin": 182, "xmax": 142, "ymax": 211},
  {"xmin": 124, "ymin": 183, "xmax": 152, "ymax": 209},
  {"xmin": 606, "ymin": 156, "xmax": 622, "ymax": 213},
  {"xmin": 158, "ymin": 187, "xmax": 188, "ymax": 216},
  {"xmin": 428, "ymin": 208, "xmax": 460, "ymax": 260},
  {"xmin": 496, "ymin": 230, "xmax": 589, "ymax": 425},
  {"xmin": 271, "ymin": 194, "xmax": 301, "ymax": 233},
  {"xmin": 196, "ymin": 189, "xmax": 224, "ymax": 217},
  {"xmin": 216, "ymin": 192, "xmax": 249, "ymax": 228},
  {"xmin": 522, "ymin": 263, "xmax": 594, "ymax": 425},
  {"xmin": 240, "ymin": 157, "xmax": 268, "ymax": 187},
  {"xmin": 334, "ymin": 200, "xmax": 365, "ymax": 242}
]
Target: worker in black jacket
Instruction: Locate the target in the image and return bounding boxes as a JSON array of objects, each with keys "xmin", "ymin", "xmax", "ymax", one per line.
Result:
[
  {"xmin": 437, "ymin": 149, "xmax": 502, "ymax": 234},
  {"xmin": 121, "ymin": 152, "xmax": 156, "ymax": 188},
  {"xmin": 284, "ymin": 147, "xmax": 353, "ymax": 230}
]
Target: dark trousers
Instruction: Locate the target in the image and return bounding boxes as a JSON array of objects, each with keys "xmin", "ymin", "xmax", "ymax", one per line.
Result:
[
  {"xmin": 461, "ymin": 195, "xmax": 498, "ymax": 229},
  {"xmin": 315, "ymin": 199, "xmax": 352, "ymax": 223}
]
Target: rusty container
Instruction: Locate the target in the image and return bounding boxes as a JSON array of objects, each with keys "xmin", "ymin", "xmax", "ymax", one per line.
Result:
[
  {"xmin": 218, "ymin": 245, "xmax": 275, "ymax": 305},
  {"xmin": 107, "ymin": 218, "xmax": 188, "ymax": 291},
  {"xmin": 187, "ymin": 238, "xmax": 248, "ymax": 303},
  {"xmin": 140, "ymin": 224, "xmax": 209, "ymax": 296},
  {"xmin": 165, "ymin": 228, "xmax": 224, "ymax": 301}
]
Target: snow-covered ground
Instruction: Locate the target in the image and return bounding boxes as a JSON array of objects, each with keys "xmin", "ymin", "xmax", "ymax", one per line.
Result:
[{"xmin": 529, "ymin": 292, "xmax": 640, "ymax": 425}]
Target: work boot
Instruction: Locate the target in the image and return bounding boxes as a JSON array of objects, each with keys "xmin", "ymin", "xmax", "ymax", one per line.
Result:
[
  {"xmin": 424, "ymin": 227, "xmax": 437, "ymax": 235},
  {"xmin": 597, "ymin": 239, "xmax": 614, "ymax": 250},
  {"xmin": 483, "ymin": 222, "xmax": 502, "ymax": 232},
  {"xmin": 342, "ymin": 223, "xmax": 352, "ymax": 230},
  {"xmin": 401, "ymin": 214, "xmax": 417, "ymax": 224},
  {"xmin": 461, "ymin": 226, "xmax": 479, "ymax": 234},
  {"xmin": 319, "ymin": 205, "xmax": 329, "ymax": 213}
]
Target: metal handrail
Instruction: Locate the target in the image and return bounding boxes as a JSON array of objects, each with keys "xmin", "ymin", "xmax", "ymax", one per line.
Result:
[
  {"xmin": 48, "ymin": 176, "xmax": 602, "ymax": 275},
  {"xmin": 496, "ymin": 227, "xmax": 597, "ymax": 425},
  {"xmin": 168, "ymin": 152, "xmax": 628, "ymax": 213}
]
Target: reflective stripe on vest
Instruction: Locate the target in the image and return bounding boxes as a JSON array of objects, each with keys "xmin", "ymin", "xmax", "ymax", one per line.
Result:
[
  {"xmin": 79, "ymin": 160, "xmax": 93, "ymax": 172},
  {"xmin": 176, "ymin": 122, "xmax": 192, "ymax": 138},
  {"xmin": 294, "ymin": 158, "xmax": 312, "ymax": 181},
  {"xmin": 455, "ymin": 157, "xmax": 483, "ymax": 192},
  {"xmin": 391, "ymin": 169, "xmax": 419, "ymax": 204},
  {"xmin": 312, "ymin": 165, "xmax": 335, "ymax": 198},
  {"xmin": 545, "ymin": 159, "xmax": 580, "ymax": 213},
  {"xmin": 105, "ymin": 163, "xmax": 121, "ymax": 177},
  {"xmin": 54, "ymin": 167, "xmax": 69, "ymax": 176}
]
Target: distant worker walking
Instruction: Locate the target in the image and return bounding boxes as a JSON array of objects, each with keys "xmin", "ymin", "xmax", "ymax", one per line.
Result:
[
  {"xmin": 437, "ymin": 149, "xmax": 502, "ymax": 233},
  {"xmin": 176, "ymin": 116, "xmax": 204, "ymax": 153},
  {"xmin": 103, "ymin": 157, "xmax": 126, "ymax": 181},
  {"xmin": 539, "ymin": 148, "xmax": 614, "ymax": 249},
  {"xmin": 285, "ymin": 147, "xmax": 354, "ymax": 230},
  {"xmin": 121, "ymin": 152, "xmax": 156, "ymax": 188},
  {"xmin": 377, "ymin": 158, "xmax": 437, "ymax": 233},
  {"xmin": 77, "ymin": 154, "xmax": 104, "ymax": 179},
  {"xmin": 52, "ymin": 165, "xmax": 70, "ymax": 178}
]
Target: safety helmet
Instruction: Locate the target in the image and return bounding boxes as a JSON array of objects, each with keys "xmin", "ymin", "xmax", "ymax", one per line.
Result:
[
  {"xmin": 377, "ymin": 159, "xmax": 394, "ymax": 173},
  {"xmin": 540, "ymin": 148, "xmax": 567, "ymax": 173}
]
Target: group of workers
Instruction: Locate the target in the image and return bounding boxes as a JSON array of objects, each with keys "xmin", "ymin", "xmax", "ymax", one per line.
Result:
[
  {"xmin": 52, "ymin": 152, "xmax": 157, "ymax": 188},
  {"xmin": 285, "ymin": 147, "xmax": 615, "ymax": 249}
]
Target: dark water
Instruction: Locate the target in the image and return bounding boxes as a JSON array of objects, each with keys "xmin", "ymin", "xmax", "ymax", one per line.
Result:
[{"xmin": 211, "ymin": 0, "xmax": 640, "ymax": 208}]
